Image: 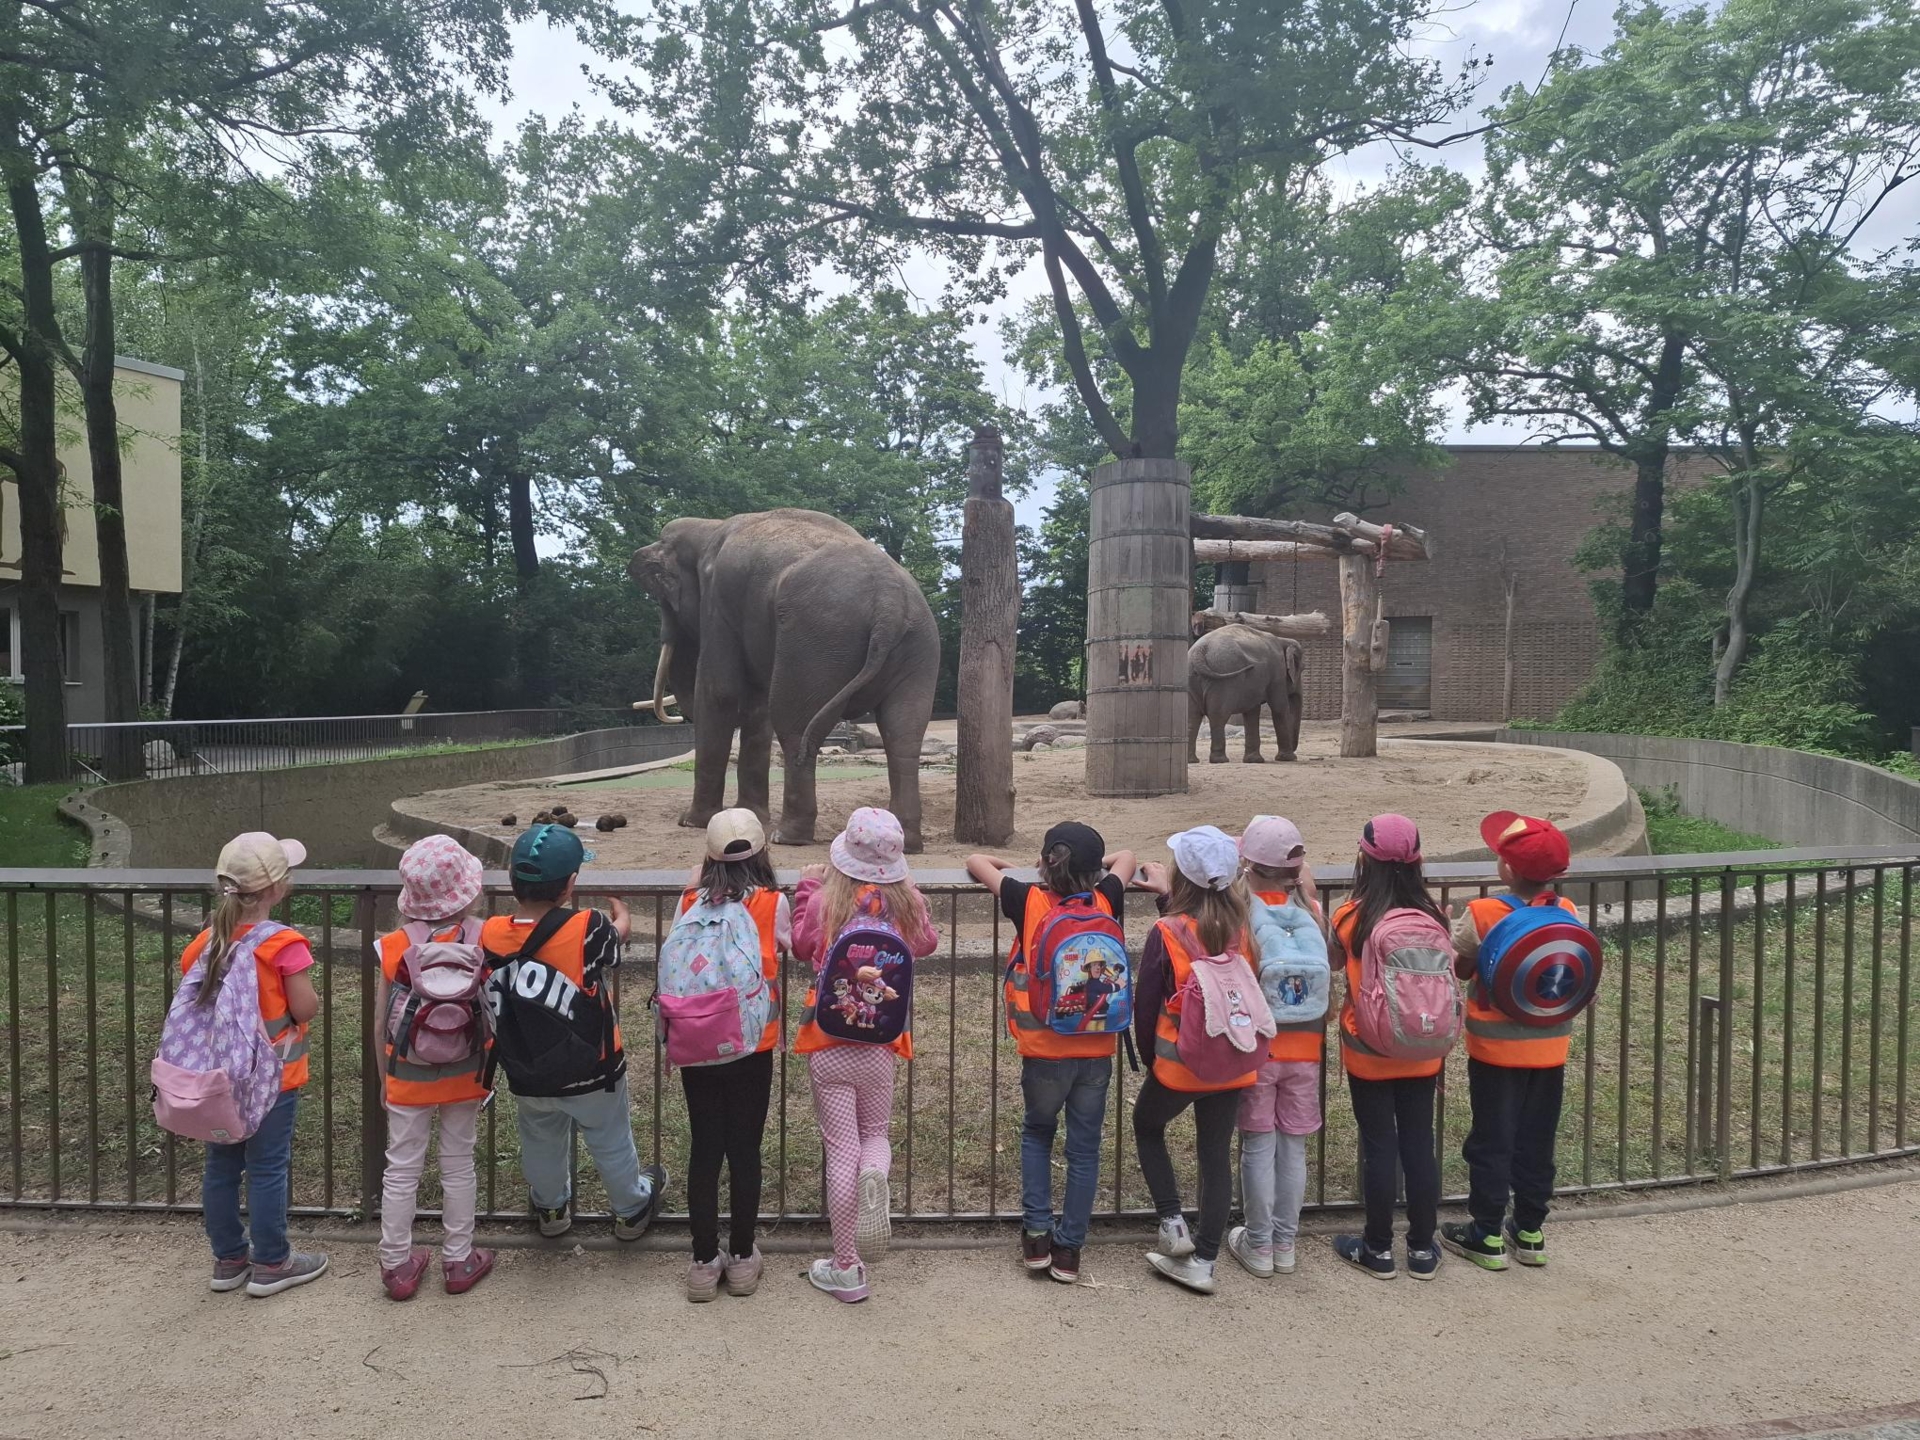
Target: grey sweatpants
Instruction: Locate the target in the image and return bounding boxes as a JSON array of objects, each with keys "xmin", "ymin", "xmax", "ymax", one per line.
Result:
[{"xmin": 1240, "ymin": 1129, "xmax": 1309, "ymax": 1250}]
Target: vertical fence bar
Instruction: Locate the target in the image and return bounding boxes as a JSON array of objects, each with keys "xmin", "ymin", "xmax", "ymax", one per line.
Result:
[
  {"xmin": 1780, "ymin": 874, "xmax": 1797, "ymax": 1167},
  {"xmin": 355, "ymin": 890, "xmax": 384, "ymax": 1214},
  {"xmin": 1900, "ymin": 866, "xmax": 1914, "ymax": 1151},
  {"xmin": 1813, "ymin": 870, "xmax": 1829, "ymax": 1161},
  {"xmin": 947, "ymin": 891, "xmax": 958, "ymax": 1216},
  {"xmin": 1716, "ymin": 870, "xmax": 1736, "ymax": 1183},
  {"xmin": 1616, "ymin": 879, "xmax": 1634, "ymax": 1182},
  {"xmin": 987, "ymin": 902, "xmax": 1001, "ymax": 1218},
  {"xmin": 1869, "ymin": 867, "xmax": 1885, "ymax": 1154},
  {"xmin": 776, "ymin": 900, "xmax": 789, "ymax": 1221},
  {"xmin": 1749, "ymin": 873, "xmax": 1764, "ymax": 1173},
  {"xmin": 7, "ymin": 893, "xmax": 19, "ymax": 1200},
  {"xmin": 1696, "ymin": 998, "xmax": 1719, "ymax": 1164},
  {"xmin": 1581, "ymin": 883, "xmax": 1598, "ymax": 1187},
  {"xmin": 84, "ymin": 896, "xmax": 98, "ymax": 1203},
  {"xmin": 45, "ymin": 892, "xmax": 59, "ymax": 1202},
  {"xmin": 321, "ymin": 891, "xmax": 336, "ymax": 1212},
  {"xmin": 1651, "ymin": 882, "xmax": 1668, "ymax": 1179},
  {"xmin": 1684, "ymin": 879, "xmax": 1701, "ymax": 1175},
  {"xmin": 123, "ymin": 899, "xmax": 137, "ymax": 1204},
  {"xmin": 1841, "ymin": 868, "xmax": 1857, "ymax": 1155},
  {"xmin": 163, "ymin": 894, "xmax": 178, "ymax": 1204},
  {"xmin": 652, "ymin": 896, "xmax": 665, "ymax": 1171}
]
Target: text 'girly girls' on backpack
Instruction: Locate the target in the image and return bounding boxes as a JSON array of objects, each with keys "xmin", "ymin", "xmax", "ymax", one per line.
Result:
[
  {"xmin": 815, "ymin": 910, "xmax": 913, "ymax": 1045},
  {"xmin": 152, "ymin": 923, "xmax": 291, "ymax": 1144},
  {"xmin": 1353, "ymin": 908, "xmax": 1461, "ymax": 1061},
  {"xmin": 1171, "ymin": 921, "xmax": 1276, "ymax": 1086},
  {"xmin": 655, "ymin": 896, "xmax": 776, "ymax": 1067},
  {"xmin": 1477, "ymin": 897, "xmax": 1602, "ymax": 1027},
  {"xmin": 383, "ymin": 919, "xmax": 493, "ymax": 1077},
  {"xmin": 1029, "ymin": 895, "xmax": 1132, "ymax": 1035}
]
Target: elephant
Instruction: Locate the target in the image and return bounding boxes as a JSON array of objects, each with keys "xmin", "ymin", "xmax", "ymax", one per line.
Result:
[
  {"xmin": 1187, "ymin": 623, "xmax": 1304, "ymax": 765},
  {"xmin": 628, "ymin": 509, "xmax": 941, "ymax": 851}
]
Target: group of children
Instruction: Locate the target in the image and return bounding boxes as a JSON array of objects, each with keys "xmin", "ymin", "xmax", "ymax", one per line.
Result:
[{"xmin": 167, "ymin": 800, "xmax": 1584, "ymax": 1303}]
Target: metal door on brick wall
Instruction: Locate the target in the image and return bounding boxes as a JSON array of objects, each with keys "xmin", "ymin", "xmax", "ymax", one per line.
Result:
[{"xmin": 1381, "ymin": 616, "xmax": 1433, "ymax": 711}]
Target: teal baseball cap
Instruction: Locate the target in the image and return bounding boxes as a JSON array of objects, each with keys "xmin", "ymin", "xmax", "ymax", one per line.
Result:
[{"xmin": 510, "ymin": 823, "xmax": 593, "ymax": 883}]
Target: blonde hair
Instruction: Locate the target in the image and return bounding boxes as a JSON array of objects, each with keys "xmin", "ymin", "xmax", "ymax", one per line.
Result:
[
  {"xmin": 1165, "ymin": 869, "xmax": 1250, "ymax": 956},
  {"xmin": 816, "ymin": 866, "xmax": 930, "ymax": 947},
  {"xmin": 195, "ymin": 882, "xmax": 284, "ymax": 1008}
]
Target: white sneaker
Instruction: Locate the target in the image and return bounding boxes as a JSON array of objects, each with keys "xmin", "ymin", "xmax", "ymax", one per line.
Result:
[
  {"xmin": 805, "ymin": 1258, "xmax": 870, "ymax": 1303},
  {"xmin": 856, "ymin": 1168, "xmax": 891, "ymax": 1257},
  {"xmin": 1273, "ymin": 1243, "xmax": 1298, "ymax": 1274},
  {"xmin": 1147, "ymin": 1251, "xmax": 1217, "ymax": 1294},
  {"xmin": 1156, "ymin": 1215, "xmax": 1196, "ymax": 1258},
  {"xmin": 1226, "ymin": 1225, "xmax": 1274, "ymax": 1279}
]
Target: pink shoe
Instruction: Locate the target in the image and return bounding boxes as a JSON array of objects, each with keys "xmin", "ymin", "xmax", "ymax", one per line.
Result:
[
  {"xmin": 443, "ymin": 1248, "xmax": 495, "ymax": 1296},
  {"xmin": 382, "ymin": 1248, "xmax": 430, "ymax": 1301}
]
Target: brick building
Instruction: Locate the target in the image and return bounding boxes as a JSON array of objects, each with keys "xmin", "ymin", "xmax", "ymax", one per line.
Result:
[{"xmin": 1231, "ymin": 445, "xmax": 1713, "ymax": 723}]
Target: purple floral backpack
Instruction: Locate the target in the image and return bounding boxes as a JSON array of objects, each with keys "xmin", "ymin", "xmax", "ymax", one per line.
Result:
[{"xmin": 151, "ymin": 922, "xmax": 289, "ymax": 1143}]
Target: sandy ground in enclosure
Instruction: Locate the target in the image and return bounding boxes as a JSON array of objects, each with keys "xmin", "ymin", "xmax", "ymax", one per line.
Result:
[
  {"xmin": 6, "ymin": 1181, "xmax": 1920, "ymax": 1440},
  {"xmin": 416, "ymin": 721, "xmax": 1597, "ymax": 870}
]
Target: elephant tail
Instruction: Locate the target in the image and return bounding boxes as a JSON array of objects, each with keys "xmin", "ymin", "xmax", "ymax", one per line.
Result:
[{"xmin": 799, "ymin": 590, "xmax": 907, "ymax": 761}]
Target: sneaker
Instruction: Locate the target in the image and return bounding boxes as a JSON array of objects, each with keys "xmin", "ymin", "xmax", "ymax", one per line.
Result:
[
  {"xmin": 1273, "ymin": 1243, "xmax": 1298, "ymax": 1275},
  {"xmin": 443, "ymin": 1249, "xmax": 495, "ymax": 1295},
  {"xmin": 805, "ymin": 1257, "xmax": 870, "ymax": 1303},
  {"xmin": 1048, "ymin": 1243, "xmax": 1081, "ymax": 1285},
  {"xmin": 613, "ymin": 1165, "xmax": 670, "ymax": 1242},
  {"xmin": 532, "ymin": 1200, "xmax": 572, "ymax": 1239},
  {"xmin": 1226, "ymin": 1225, "xmax": 1274, "ymax": 1279},
  {"xmin": 1407, "ymin": 1246, "xmax": 1440, "ymax": 1281},
  {"xmin": 380, "ymin": 1248, "xmax": 430, "ymax": 1301},
  {"xmin": 686, "ymin": 1254, "xmax": 726, "ymax": 1303},
  {"xmin": 210, "ymin": 1257, "xmax": 251, "ymax": 1293},
  {"xmin": 725, "ymin": 1247, "xmax": 764, "ymax": 1297},
  {"xmin": 1440, "ymin": 1221, "xmax": 1509, "ymax": 1272},
  {"xmin": 1155, "ymin": 1215, "xmax": 1196, "ymax": 1259},
  {"xmin": 1333, "ymin": 1235, "xmax": 1397, "ymax": 1280},
  {"xmin": 857, "ymin": 1168, "xmax": 891, "ymax": 1257},
  {"xmin": 246, "ymin": 1251, "xmax": 329, "ymax": 1297},
  {"xmin": 1021, "ymin": 1230, "xmax": 1054, "ymax": 1272},
  {"xmin": 1506, "ymin": 1224, "xmax": 1547, "ymax": 1267},
  {"xmin": 1146, "ymin": 1251, "xmax": 1217, "ymax": 1294}
]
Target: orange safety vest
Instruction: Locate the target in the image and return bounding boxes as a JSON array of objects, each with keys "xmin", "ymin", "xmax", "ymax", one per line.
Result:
[
  {"xmin": 1462, "ymin": 893, "xmax": 1580, "ymax": 1069},
  {"xmin": 1333, "ymin": 902, "xmax": 1445, "ymax": 1082},
  {"xmin": 180, "ymin": 924, "xmax": 311, "ymax": 1092},
  {"xmin": 1254, "ymin": 888, "xmax": 1326, "ymax": 1065},
  {"xmin": 794, "ymin": 884, "xmax": 913, "ymax": 1061},
  {"xmin": 1149, "ymin": 917, "xmax": 1258, "ymax": 1094},
  {"xmin": 677, "ymin": 886, "xmax": 784, "ymax": 1055},
  {"xmin": 378, "ymin": 925, "xmax": 493, "ymax": 1108},
  {"xmin": 1003, "ymin": 886, "xmax": 1121, "ymax": 1061},
  {"xmin": 479, "ymin": 910, "xmax": 623, "ymax": 1071}
]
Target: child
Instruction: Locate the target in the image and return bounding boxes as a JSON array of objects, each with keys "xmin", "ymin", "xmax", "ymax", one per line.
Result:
[
  {"xmin": 792, "ymin": 807, "xmax": 940, "ymax": 1302},
  {"xmin": 1330, "ymin": 814, "xmax": 1446, "ymax": 1281},
  {"xmin": 375, "ymin": 835, "xmax": 495, "ymax": 1300},
  {"xmin": 481, "ymin": 823, "xmax": 666, "ymax": 1241},
  {"xmin": 180, "ymin": 832, "xmax": 328, "ymax": 1297},
  {"xmin": 1226, "ymin": 815, "xmax": 1327, "ymax": 1280},
  {"xmin": 1440, "ymin": 811, "xmax": 1579, "ymax": 1272},
  {"xmin": 1131, "ymin": 825, "xmax": 1258, "ymax": 1296},
  {"xmin": 966, "ymin": 823, "xmax": 1137, "ymax": 1284},
  {"xmin": 673, "ymin": 809, "xmax": 791, "ymax": 1302}
]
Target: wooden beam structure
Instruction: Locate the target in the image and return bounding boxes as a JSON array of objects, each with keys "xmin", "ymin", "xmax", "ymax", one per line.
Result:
[
  {"xmin": 1191, "ymin": 609, "xmax": 1333, "ymax": 639},
  {"xmin": 1191, "ymin": 512, "xmax": 1432, "ymax": 563},
  {"xmin": 1192, "ymin": 539, "xmax": 1339, "ymax": 564}
]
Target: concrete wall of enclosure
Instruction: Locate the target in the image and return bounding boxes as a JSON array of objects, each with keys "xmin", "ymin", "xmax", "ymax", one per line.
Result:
[{"xmin": 1498, "ymin": 730, "xmax": 1920, "ymax": 847}]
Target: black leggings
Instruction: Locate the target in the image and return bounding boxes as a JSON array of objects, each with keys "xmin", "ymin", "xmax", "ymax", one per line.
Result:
[
  {"xmin": 1347, "ymin": 1073, "xmax": 1439, "ymax": 1253},
  {"xmin": 679, "ymin": 1048, "xmax": 774, "ymax": 1262},
  {"xmin": 1132, "ymin": 1071, "xmax": 1240, "ymax": 1262}
]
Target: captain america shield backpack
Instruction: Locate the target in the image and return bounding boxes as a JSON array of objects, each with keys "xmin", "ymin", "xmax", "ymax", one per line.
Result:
[{"xmin": 1476, "ymin": 897, "xmax": 1603, "ymax": 1028}]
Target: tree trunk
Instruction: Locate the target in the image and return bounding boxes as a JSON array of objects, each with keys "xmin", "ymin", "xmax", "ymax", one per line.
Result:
[
  {"xmin": 954, "ymin": 425, "xmax": 1017, "ymax": 845},
  {"xmin": 1713, "ymin": 471, "xmax": 1764, "ymax": 706},
  {"xmin": 1338, "ymin": 552, "xmax": 1386, "ymax": 758},
  {"xmin": 1620, "ymin": 333, "xmax": 1686, "ymax": 626},
  {"xmin": 1128, "ymin": 363, "xmax": 1181, "ymax": 460},
  {"xmin": 507, "ymin": 467, "xmax": 539, "ymax": 582}
]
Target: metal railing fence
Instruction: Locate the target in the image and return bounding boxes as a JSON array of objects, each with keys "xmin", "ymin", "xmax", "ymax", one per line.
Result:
[{"xmin": 1, "ymin": 848, "xmax": 1914, "ymax": 1225}]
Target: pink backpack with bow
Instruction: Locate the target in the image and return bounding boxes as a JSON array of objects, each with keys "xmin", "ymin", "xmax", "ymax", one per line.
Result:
[{"xmin": 1171, "ymin": 925, "xmax": 1276, "ymax": 1086}]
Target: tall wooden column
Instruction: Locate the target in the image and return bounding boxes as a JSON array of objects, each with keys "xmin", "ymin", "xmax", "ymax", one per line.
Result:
[
  {"xmin": 954, "ymin": 424, "xmax": 1017, "ymax": 844},
  {"xmin": 1339, "ymin": 551, "xmax": 1389, "ymax": 758},
  {"xmin": 1087, "ymin": 457, "xmax": 1190, "ymax": 797}
]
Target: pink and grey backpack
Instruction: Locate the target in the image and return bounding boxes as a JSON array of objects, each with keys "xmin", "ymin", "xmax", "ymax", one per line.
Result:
[
  {"xmin": 1351, "ymin": 907, "xmax": 1462, "ymax": 1061},
  {"xmin": 1171, "ymin": 925, "xmax": 1276, "ymax": 1086},
  {"xmin": 384, "ymin": 919, "xmax": 492, "ymax": 1075},
  {"xmin": 151, "ymin": 922, "xmax": 290, "ymax": 1143}
]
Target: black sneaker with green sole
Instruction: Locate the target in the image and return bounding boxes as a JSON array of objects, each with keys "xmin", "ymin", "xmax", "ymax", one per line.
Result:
[
  {"xmin": 1439, "ymin": 1221, "xmax": 1509, "ymax": 1271},
  {"xmin": 1505, "ymin": 1224, "xmax": 1547, "ymax": 1266}
]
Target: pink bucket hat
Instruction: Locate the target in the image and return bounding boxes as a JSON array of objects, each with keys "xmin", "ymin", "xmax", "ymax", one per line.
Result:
[
  {"xmin": 829, "ymin": 807, "xmax": 910, "ymax": 886},
  {"xmin": 397, "ymin": 834, "xmax": 485, "ymax": 922},
  {"xmin": 1240, "ymin": 815, "xmax": 1306, "ymax": 870},
  {"xmin": 1357, "ymin": 813, "xmax": 1422, "ymax": 865}
]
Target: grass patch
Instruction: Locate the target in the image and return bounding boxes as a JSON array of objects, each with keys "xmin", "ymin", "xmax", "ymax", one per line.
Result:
[
  {"xmin": 1638, "ymin": 786, "xmax": 1780, "ymax": 856},
  {"xmin": 0, "ymin": 785, "xmax": 91, "ymax": 868}
]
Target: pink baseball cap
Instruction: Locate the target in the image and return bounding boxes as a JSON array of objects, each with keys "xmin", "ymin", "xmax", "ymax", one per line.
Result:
[
  {"xmin": 1240, "ymin": 815, "xmax": 1306, "ymax": 870},
  {"xmin": 1357, "ymin": 813, "xmax": 1422, "ymax": 865},
  {"xmin": 397, "ymin": 834, "xmax": 485, "ymax": 922},
  {"xmin": 829, "ymin": 807, "xmax": 910, "ymax": 885}
]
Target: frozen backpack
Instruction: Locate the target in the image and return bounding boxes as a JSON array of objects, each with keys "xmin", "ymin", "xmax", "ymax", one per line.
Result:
[
  {"xmin": 151, "ymin": 922, "xmax": 290, "ymax": 1143},
  {"xmin": 1351, "ymin": 908, "xmax": 1461, "ymax": 1061},
  {"xmin": 1029, "ymin": 894, "xmax": 1133, "ymax": 1036},
  {"xmin": 1477, "ymin": 894, "xmax": 1602, "ymax": 1028},
  {"xmin": 814, "ymin": 910, "xmax": 913, "ymax": 1046},
  {"xmin": 1171, "ymin": 925, "xmax": 1276, "ymax": 1086},
  {"xmin": 384, "ymin": 919, "xmax": 492, "ymax": 1075},
  {"xmin": 656, "ymin": 895, "xmax": 775, "ymax": 1067},
  {"xmin": 1248, "ymin": 894, "xmax": 1330, "ymax": 1025}
]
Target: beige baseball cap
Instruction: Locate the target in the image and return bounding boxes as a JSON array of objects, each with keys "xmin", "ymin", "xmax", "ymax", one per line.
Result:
[
  {"xmin": 215, "ymin": 832, "xmax": 307, "ymax": 897},
  {"xmin": 705, "ymin": 808, "xmax": 767, "ymax": 862}
]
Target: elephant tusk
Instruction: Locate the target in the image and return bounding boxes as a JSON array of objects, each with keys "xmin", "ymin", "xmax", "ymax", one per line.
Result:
[{"xmin": 635, "ymin": 643, "xmax": 686, "ymax": 724}]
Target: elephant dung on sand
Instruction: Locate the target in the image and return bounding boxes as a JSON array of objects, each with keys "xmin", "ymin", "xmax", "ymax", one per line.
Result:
[
  {"xmin": 629, "ymin": 509, "xmax": 941, "ymax": 851},
  {"xmin": 1188, "ymin": 623, "xmax": 1304, "ymax": 764}
]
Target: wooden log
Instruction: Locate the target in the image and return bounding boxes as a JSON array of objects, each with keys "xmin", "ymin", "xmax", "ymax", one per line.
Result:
[
  {"xmin": 1331, "ymin": 511, "xmax": 1433, "ymax": 563},
  {"xmin": 1191, "ymin": 609, "xmax": 1333, "ymax": 639},
  {"xmin": 1339, "ymin": 552, "xmax": 1382, "ymax": 758},
  {"xmin": 955, "ymin": 425, "xmax": 1018, "ymax": 844},
  {"xmin": 1192, "ymin": 512, "xmax": 1432, "ymax": 562},
  {"xmin": 1192, "ymin": 539, "xmax": 1341, "ymax": 564}
]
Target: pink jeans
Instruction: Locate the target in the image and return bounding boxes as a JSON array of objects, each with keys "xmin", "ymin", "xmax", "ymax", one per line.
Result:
[
  {"xmin": 808, "ymin": 1046, "xmax": 896, "ymax": 1267},
  {"xmin": 380, "ymin": 1098, "xmax": 483, "ymax": 1268}
]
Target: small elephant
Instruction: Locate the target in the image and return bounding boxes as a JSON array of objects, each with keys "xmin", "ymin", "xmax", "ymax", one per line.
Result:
[{"xmin": 1188, "ymin": 624, "xmax": 1304, "ymax": 765}]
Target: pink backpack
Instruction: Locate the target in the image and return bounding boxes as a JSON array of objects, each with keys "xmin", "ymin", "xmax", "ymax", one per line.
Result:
[
  {"xmin": 151, "ymin": 923, "xmax": 289, "ymax": 1143},
  {"xmin": 383, "ymin": 920, "xmax": 491, "ymax": 1073},
  {"xmin": 1171, "ymin": 925, "xmax": 1276, "ymax": 1086},
  {"xmin": 1351, "ymin": 907, "xmax": 1461, "ymax": 1061}
]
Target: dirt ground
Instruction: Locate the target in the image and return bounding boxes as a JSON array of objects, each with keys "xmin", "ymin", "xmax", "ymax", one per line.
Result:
[
  {"xmin": 416, "ymin": 721, "xmax": 1597, "ymax": 871},
  {"xmin": 6, "ymin": 1179, "xmax": 1920, "ymax": 1440}
]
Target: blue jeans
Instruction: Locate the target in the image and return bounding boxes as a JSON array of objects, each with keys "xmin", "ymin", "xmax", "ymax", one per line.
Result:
[
  {"xmin": 514, "ymin": 1076, "xmax": 652, "ymax": 1218},
  {"xmin": 1020, "ymin": 1055, "xmax": 1112, "ymax": 1249},
  {"xmin": 204, "ymin": 1089, "xmax": 299, "ymax": 1266}
]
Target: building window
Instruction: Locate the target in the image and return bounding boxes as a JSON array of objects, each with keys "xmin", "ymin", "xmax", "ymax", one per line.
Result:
[{"xmin": 1, "ymin": 608, "xmax": 83, "ymax": 683}]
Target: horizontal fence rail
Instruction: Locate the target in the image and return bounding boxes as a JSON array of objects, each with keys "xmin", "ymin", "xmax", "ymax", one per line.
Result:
[{"xmin": 1, "ymin": 848, "xmax": 1915, "ymax": 1226}]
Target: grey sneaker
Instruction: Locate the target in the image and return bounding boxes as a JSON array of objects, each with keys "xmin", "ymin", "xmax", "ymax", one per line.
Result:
[
  {"xmin": 210, "ymin": 1257, "xmax": 251, "ymax": 1293},
  {"xmin": 1226, "ymin": 1225, "xmax": 1274, "ymax": 1279},
  {"xmin": 686, "ymin": 1254, "xmax": 725, "ymax": 1303},
  {"xmin": 856, "ymin": 1168, "xmax": 891, "ymax": 1257},
  {"xmin": 1147, "ymin": 1251, "xmax": 1217, "ymax": 1294},
  {"xmin": 725, "ymin": 1247, "xmax": 765, "ymax": 1297},
  {"xmin": 1155, "ymin": 1215, "xmax": 1196, "ymax": 1258},
  {"xmin": 805, "ymin": 1257, "xmax": 870, "ymax": 1303},
  {"xmin": 613, "ymin": 1164, "xmax": 670, "ymax": 1241},
  {"xmin": 532, "ymin": 1200, "xmax": 573, "ymax": 1239},
  {"xmin": 246, "ymin": 1251, "xmax": 328, "ymax": 1297}
]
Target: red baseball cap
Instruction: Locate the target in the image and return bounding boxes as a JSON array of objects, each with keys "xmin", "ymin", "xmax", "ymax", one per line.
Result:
[{"xmin": 1480, "ymin": 811, "xmax": 1571, "ymax": 883}]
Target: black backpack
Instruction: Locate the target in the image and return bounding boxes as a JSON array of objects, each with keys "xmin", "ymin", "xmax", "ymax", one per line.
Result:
[{"xmin": 483, "ymin": 909, "xmax": 621, "ymax": 1096}]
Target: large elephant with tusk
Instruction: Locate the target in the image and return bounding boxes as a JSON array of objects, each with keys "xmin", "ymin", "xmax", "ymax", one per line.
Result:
[{"xmin": 628, "ymin": 509, "xmax": 941, "ymax": 851}]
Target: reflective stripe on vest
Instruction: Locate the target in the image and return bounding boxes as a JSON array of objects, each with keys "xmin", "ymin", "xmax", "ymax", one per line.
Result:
[
  {"xmin": 1149, "ymin": 918, "xmax": 1257, "ymax": 1094},
  {"xmin": 1004, "ymin": 888, "xmax": 1120, "ymax": 1060}
]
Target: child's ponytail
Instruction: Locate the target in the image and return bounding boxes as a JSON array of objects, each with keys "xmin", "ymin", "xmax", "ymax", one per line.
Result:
[{"xmin": 194, "ymin": 890, "xmax": 250, "ymax": 1008}]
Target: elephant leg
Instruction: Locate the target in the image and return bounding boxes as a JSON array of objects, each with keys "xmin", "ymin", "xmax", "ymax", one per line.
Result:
[
  {"xmin": 773, "ymin": 728, "xmax": 819, "ymax": 847},
  {"xmin": 1208, "ymin": 697, "xmax": 1231, "ymax": 764},
  {"xmin": 1272, "ymin": 676, "xmax": 1301, "ymax": 762},
  {"xmin": 1241, "ymin": 707, "xmax": 1265, "ymax": 763},
  {"xmin": 1188, "ymin": 686, "xmax": 1206, "ymax": 765},
  {"xmin": 735, "ymin": 706, "xmax": 774, "ymax": 823},
  {"xmin": 876, "ymin": 684, "xmax": 932, "ymax": 854},
  {"xmin": 683, "ymin": 699, "xmax": 738, "ymax": 830}
]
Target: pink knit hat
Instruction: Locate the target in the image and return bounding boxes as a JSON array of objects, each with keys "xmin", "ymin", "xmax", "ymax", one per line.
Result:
[
  {"xmin": 1357, "ymin": 813, "xmax": 1422, "ymax": 865},
  {"xmin": 829, "ymin": 807, "xmax": 910, "ymax": 885},
  {"xmin": 397, "ymin": 835, "xmax": 486, "ymax": 922}
]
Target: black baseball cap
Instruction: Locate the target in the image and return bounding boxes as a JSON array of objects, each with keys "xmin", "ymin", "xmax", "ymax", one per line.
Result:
[{"xmin": 1042, "ymin": 821, "xmax": 1105, "ymax": 873}]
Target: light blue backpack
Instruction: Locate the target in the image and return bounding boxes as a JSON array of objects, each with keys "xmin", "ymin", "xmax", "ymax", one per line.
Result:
[
  {"xmin": 655, "ymin": 898, "xmax": 774, "ymax": 1068},
  {"xmin": 1248, "ymin": 893, "xmax": 1330, "ymax": 1025}
]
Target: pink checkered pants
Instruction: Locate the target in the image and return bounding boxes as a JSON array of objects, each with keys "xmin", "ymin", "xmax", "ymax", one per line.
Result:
[{"xmin": 808, "ymin": 1045, "xmax": 896, "ymax": 1266}]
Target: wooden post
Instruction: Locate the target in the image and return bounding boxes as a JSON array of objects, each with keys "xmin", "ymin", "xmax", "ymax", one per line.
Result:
[
  {"xmin": 955, "ymin": 425, "xmax": 1017, "ymax": 844},
  {"xmin": 1087, "ymin": 457, "xmax": 1190, "ymax": 797},
  {"xmin": 1339, "ymin": 552, "xmax": 1388, "ymax": 758}
]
